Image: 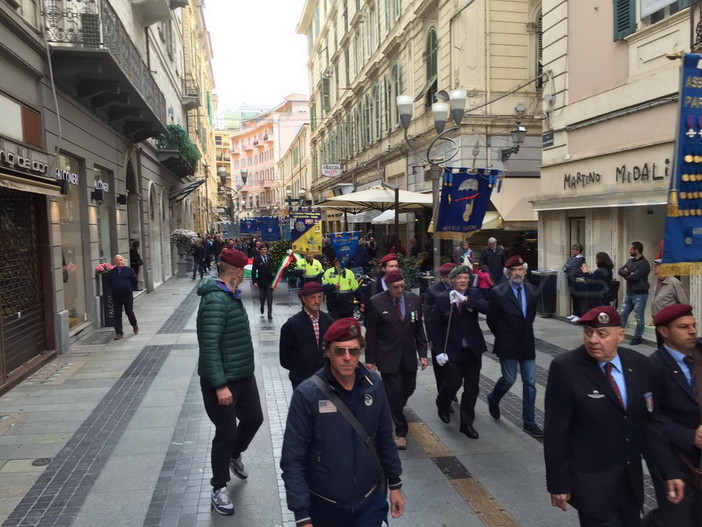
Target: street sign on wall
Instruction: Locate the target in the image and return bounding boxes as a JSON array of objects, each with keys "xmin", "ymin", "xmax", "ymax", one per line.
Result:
[{"xmin": 321, "ymin": 164, "xmax": 341, "ymax": 177}]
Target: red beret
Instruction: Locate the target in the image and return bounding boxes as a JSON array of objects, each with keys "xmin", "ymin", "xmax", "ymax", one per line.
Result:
[
  {"xmin": 577, "ymin": 306, "xmax": 621, "ymax": 327},
  {"xmin": 439, "ymin": 262, "xmax": 457, "ymax": 275},
  {"xmin": 383, "ymin": 270, "xmax": 404, "ymax": 284},
  {"xmin": 653, "ymin": 304, "xmax": 693, "ymax": 327},
  {"xmin": 324, "ymin": 317, "xmax": 362, "ymax": 343},
  {"xmin": 505, "ymin": 255, "xmax": 524, "ymax": 268},
  {"xmin": 298, "ymin": 281, "xmax": 323, "ymax": 297},
  {"xmin": 219, "ymin": 248, "xmax": 248, "ymax": 268},
  {"xmin": 380, "ymin": 253, "xmax": 398, "ymax": 265}
]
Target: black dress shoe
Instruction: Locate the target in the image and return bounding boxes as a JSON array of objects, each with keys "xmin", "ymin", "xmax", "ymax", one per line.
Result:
[
  {"xmin": 268, "ymin": 315, "xmax": 273, "ymax": 320},
  {"xmin": 629, "ymin": 337, "xmax": 642, "ymax": 345},
  {"xmin": 438, "ymin": 409, "xmax": 450, "ymax": 423},
  {"xmin": 487, "ymin": 395, "xmax": 500, "ymax": 420},
  {"xmin": 523, "ymin": 423, "xmax": 544, "ymax": 439},
  {"xmin": 449, "ymin": 406, "xmax": 455, "ymax": 413},
  {"xmin": 460, "ymin": 425, "xmax": 479, "ymax": 439}
]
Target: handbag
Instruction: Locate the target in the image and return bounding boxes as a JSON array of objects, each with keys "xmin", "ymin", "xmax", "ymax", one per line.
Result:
[{"xmin": 310, "ymin": 374, "xmax": 388, "ymax": 495}]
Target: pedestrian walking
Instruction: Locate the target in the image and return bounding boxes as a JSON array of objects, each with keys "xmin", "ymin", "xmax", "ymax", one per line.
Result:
[
  {"xmin": 196, "ymin": 248, "xmax": 264, "ymax": 516},
  {"xmin": 296, "ymin": 252, "xmax": 324, "ymax": 284},
  {"xmin": 280, "ymin": 317, "xmax": 405, "ymax": 526},
  {"xmin": 129, "ymin": 240, "xmax": 143, "ymax": 284},
  {"xmin": 651, "ymin": 258, "xmax": 689, "ymax": 348},
  {"xmin": 252, "ymin": 245, "xmax": 274, "ymax": 320},
  {"xmin": 107, "ymin": 254, "xmax": 138, "ymax": 340},
  {"xmin": 486, "ymin": 255, "xmax": 543, "ymax": 438},
  {"xmin": 279, "ymin": 281, "xmax": 334, "ymax": 389},
  {"xmin": 618, "ymin": 241, "xmax": 651, "ymax": 346},
  {"xmin": 423, "ymin": 262, "xmax": 457, "ymax": 394},
  {"xmin": 191, "ymin": 239, "xmax": 206, "ymax": 280},
  {"xmin": 479, "ymin": 237, "xmax": 506, "ymax": 286},
  {"xmin": 432, "ymin": 265, "xmax": 488, "ymax": 439},
  {"xmin": 544, "ymin": 306, "xmax": 684, "ymax": 525},
  {"xmin": 364, "ymin": 270, "xmax": 428, "ymax": 450},
  {"xmin": 648, "ymin": 304, "xmax": 701, "ymax": 526},
  {"xmin": 321, "ymin": 257, "xmax": 358, "ymax": 319}
]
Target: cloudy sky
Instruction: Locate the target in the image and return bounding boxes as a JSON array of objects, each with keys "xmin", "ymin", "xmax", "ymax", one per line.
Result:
[{"xmin": 204, "ymin": 0, "xmax": 309, "ymax": 112}]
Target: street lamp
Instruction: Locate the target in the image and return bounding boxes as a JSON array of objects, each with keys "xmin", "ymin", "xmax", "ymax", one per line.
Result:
[
  {"xmin": 501, "ymin": 122, "xmax": 527, "ymax": 162},
  {"xmin": 396, "ymin": 88, "xmax": 467, "ymax": 278}
]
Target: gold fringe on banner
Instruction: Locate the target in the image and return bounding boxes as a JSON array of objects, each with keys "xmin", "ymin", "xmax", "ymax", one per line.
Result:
[
  {"xmin": 667, "ymin": 189, "xmax": 679, "ymax": 217},
  {"xmin": 657, "ymin": 262, "xmax": 702, "ymax": 277},
  {"xmin": 433, "ymin": 231, "xmax": 480, "ymax": 241}
]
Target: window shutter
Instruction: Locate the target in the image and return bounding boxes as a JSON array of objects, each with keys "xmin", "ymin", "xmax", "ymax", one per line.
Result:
[{"xmin": 613, "ymin": 0, "xmax": 635, "ymax": 41}]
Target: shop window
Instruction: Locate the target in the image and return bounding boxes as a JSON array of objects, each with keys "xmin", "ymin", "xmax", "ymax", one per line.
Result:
[
  {"xmin": 0, "ymin": 92, "xmax": 43, "ymax": 148},
  {"xmin": 93, "ymin": 166, "xmax": 114, "ymax": 263}
]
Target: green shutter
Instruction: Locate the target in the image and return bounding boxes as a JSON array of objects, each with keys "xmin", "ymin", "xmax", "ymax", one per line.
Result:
[{"xmin": 613, "ymin": 0, "xmax": 636, "ymax": 41}]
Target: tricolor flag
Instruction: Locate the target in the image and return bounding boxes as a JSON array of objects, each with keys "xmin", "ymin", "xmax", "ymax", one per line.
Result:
[{"xmin": 272, "ymin": 250, "xmax": 302, "ymax": 290}]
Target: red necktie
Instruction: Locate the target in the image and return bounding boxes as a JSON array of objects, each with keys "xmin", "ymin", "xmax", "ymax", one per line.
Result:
[
  {"xmin": 394, "ymin": 299, "xmax": 403, "ymax": 321},
  {"xmin": 604, "ymin": 363, "xmax": 624, "ymax": 408}
]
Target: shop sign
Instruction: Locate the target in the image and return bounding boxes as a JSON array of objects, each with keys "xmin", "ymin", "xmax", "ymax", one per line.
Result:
[
  {"xmin": 0, "ymin": 146, "xmax": 49, "ymax": 176},
  {"xmin": 56, "ymin": 169, "xmax": 79, "ymax": 185},
  {"xmin": 563, "ymin": 159, "xmax": 670, "ymax": 191},
  {"xmin": 94, "ymin": 180, "xmax": 109, "ymax": 192}
]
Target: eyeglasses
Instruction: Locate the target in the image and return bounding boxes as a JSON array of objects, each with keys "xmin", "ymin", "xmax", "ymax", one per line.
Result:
[{"xmin": 331, "ymin": 346, "xmax": 362, "ymax": 357}]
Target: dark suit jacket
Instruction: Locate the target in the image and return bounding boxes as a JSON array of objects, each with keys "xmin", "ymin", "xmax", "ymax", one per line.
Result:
[
  {"xmin": 364, "ymin": 290, "xmax": 427, "ymax": 374},
  {"xmin": 422, "ymin": 280, "xmax": 450, "ymax": 346},
  {"xmin": 279, "ymin": 309, "xmax": 334, "ymax": 386},
  {"xmin": 648, "ymin": 340, "xmax": 702, "ymax": 472},
  {"xmin": 252, "ymin": 254, "xmax": 273, "ymax": 288},
  {"xmin": 487, "ymin": 281, "xmax": 537, "ymax": 360},
  {"xmin": 430, "ymin": 287, "xmax": 487, "ymax": 363},
  {"xmin": 544, "ymin": 346, "xmax": 681, "ymax": 513}
]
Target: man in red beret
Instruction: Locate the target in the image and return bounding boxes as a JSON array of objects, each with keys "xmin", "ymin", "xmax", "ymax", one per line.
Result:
[
  {"xmin": 648, "ymin": 304, "xmax": 701, "ymax": 526},
  {"xmin": 281, "ymin": 317, "xmax": 405, "ymax": 526},
  {"xmin": 544, "ymin": 306, "xmax": 685, "ymax": 525},
  {"xmin": 422, "ymin": 262, "xmax": 457, "ymax": 394},
  {"xmin": 486, "ymin": 255, "xmax": 543, "ymax": 438},
  {"xmin": 279, "ymin": 281, "xmax": 334, "ymax": 389},
  {"xmin": 364, "ymin": 270, "xmax": 428, "ymax": 450},
  {"xmin": 196, "ymin": 248, "xmax": 264, "ymax": 515},
  {"xmin": 372, "ymin": 253, "xmax": 400, "ymax": 295}
]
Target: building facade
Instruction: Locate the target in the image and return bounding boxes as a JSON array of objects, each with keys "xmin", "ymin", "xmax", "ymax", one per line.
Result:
[
  {"xmin": 278, "ymin": 123, "xmax": 311, "ymax": 211},
  {"xmin": 0, "ymin": 0, "xmax": 215, "ymax": 393},
  {"xmin": 538, "ymin": 0, "xmax": 700, "ymax": 333},
  {"xmin": 297, "ymin": 0, "xmax": 543, "ymax": 255}
]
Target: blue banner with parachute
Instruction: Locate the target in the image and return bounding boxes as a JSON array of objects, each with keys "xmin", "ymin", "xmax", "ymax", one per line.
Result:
[
  {"xmin": 328, "ymin": 231, "xmax": 361, "ymax": 267},
  {"xmin": 433, "ymin": 167, "xmax": 502, "ymax": 241},
  {"xmin": 259, "ymin": 216, "xmax": 279, "ymax": 242}
]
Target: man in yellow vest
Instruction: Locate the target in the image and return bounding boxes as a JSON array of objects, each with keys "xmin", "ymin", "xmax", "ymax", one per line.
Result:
[
  {"xmin": 322, "ymin": 257, "xmax": 359, "ymax": 320},
  {"xmin": 296, "ymin": 253, "xmax": 324, "ymax": 284}
]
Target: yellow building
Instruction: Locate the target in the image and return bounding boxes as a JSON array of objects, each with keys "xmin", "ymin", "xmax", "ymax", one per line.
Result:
[{"xmin": 297, "ymin": 0, "xmax": 544, "ymax": 254}]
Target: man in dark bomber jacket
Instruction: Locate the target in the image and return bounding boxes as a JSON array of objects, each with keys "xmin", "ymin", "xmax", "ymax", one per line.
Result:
[
  {"xmin": 618, "ymin": 241, "xmax": 651, "ymax": 346},
  {"xmin": 107, "ymin": 254, "xmax": 138, "ymax": 340},
  {"xmin": 197, "ymin": 248, "xmax": 264, "ymax": 516},
  {"xmin": 281, "ymin": 317, "xmax": 404, "ymax": 527}
]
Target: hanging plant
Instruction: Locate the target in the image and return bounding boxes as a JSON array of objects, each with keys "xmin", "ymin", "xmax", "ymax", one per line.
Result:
[{"xmin": 156, "ymin": 124, "xmax": 202, "ymax": 169}]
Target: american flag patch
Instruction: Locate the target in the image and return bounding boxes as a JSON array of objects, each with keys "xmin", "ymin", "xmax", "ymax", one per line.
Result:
[{"xmin": 318, "ymin": 400, "xmax": 337, "ymax": 414}]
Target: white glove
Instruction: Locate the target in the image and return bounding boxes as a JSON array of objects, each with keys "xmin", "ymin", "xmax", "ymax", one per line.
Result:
[
  {"xmin": 449, "ymin": 290, "xmax": 467, "ymax": 305},
  {"xmin": 436, "ymin": 353, "xmax": 449, "ymax": 366}
]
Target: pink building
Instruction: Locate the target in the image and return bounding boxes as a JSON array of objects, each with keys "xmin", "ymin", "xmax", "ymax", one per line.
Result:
[{"xmin": 229, "ymin": 94, "xmax": 309, "ymax": 217}]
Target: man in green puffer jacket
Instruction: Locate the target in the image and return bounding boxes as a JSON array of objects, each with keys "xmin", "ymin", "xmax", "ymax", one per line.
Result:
[{"xmin": 197, "ymin": 248, "xmax": 264, "ymax": 516}]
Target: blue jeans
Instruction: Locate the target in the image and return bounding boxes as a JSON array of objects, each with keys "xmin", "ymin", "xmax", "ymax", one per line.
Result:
[
  {"xmin": 619, "ymin": 293, "xmax": 648, "ymax": 339},
  {"xmin": 490, "ymin": 359, "xmax": 537, "ymax": 425}
]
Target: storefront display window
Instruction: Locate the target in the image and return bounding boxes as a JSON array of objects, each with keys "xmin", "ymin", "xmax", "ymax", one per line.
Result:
[
  {"xmin": 94, "ymin": 166, "xmax": 113, "ymax": 263},
  {"xmin": 57, "ymin": 153, "xmax": 87, "ymax": 329}
]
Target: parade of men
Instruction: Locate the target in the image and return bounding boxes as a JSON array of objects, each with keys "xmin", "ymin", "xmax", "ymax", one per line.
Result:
[
  {"xmin": 423, "ymin": 262, "xmax": 457, "ymax": 393},
  {"xmin": 648, "ymin": 304, "xmax": 702, "ymax": 526},
  {"xmin": 364, "ymin": 270, "xmax": 427, "ymax": 449},
  {"xmin": 486, "ymin": 255, "xmax": 543, "ymax": 439},
  {"xmin": 544, "ymin": 306, "xmax": 685, "ymax": 526},
  {"xmin": 432, "ymin": 265, "xmax": 488, "ymax": 439}
]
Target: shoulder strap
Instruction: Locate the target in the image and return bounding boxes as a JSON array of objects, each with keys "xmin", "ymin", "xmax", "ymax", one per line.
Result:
[{"xmin": 310, "ymin": 374, "xmax": 388, "ymax": 494}]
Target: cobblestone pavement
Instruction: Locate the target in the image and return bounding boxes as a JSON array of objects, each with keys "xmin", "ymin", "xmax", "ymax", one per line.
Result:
[{"xmin": 0, "ymin": 275, "xmax": 662, "ymax": 526}]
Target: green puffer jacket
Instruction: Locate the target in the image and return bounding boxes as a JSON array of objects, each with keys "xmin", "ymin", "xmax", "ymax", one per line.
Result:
[{"xmin": 197, "ymin": 277, "xmax": 255, "ymax": 388}]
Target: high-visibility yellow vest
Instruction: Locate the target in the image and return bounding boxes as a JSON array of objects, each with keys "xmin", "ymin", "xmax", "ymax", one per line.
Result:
[
  {"xmin": 322, "ymin": 267, "xmax": 358, "ymax": 292},
  {"xmin": 297, "ymin": 258, "xmax": 324, "ymax": 278}
]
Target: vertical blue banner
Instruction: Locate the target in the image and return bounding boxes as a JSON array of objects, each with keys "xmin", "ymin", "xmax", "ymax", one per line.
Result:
[
  {"xmin": 329, "ymin": 231, "xmax": 361, "ymax": 267},
  {"xmin": 240, "ymin": 218, "xmax": 260, "ymax": 237},
  {"xmin": 259, "ymin": 217, "xmax": 279, "ymax": 242},
  {"xmin": 434, "ymin": 167, "xmax": 500, "ymax": 240},
  {"xmin": 662, "ymin": 53, "xmax": 702, "ymax": 271}
]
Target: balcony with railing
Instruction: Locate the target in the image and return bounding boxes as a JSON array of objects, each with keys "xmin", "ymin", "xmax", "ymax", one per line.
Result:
[
  {"xmin": 182, "ymin": 73, "xmax": 200, "ymax": 111},
  {"xmin": 42, "ymin": 0, "xmax": 167, "ymax": 142}
]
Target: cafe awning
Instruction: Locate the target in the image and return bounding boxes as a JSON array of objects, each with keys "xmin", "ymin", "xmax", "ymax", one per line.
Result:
[
  {"xmin": 169, "ymin": 179, "xmax": 205, "ymax": 202},
  {"xmin": 0, "ymin": 173, "xmax": 61, "ymax": 197}
]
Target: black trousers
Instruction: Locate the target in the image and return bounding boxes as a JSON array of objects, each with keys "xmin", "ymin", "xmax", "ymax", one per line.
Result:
[
  {"xmin": 326, "ymin": 293, "xmax": 354, "ymax": 320},
  {"xmin": 200, "ymin": 376, "xmax": 264, "ymax": 489},
  {"xmin": 113, "ymin": 294, "xmax": 137, "ymax": 335},
  {"xmin": 573, "ymin": 470, "xmax": 641, "ymax": 527},
  {"xmin": 651, "ymin": 469, "xmax": 702, "ymax": 527},
  {"xmin": 436, "ymin": 350, "xmax": 482, "ymax": 427},
  {"xmin": 258, "ymin": 286, "xmax": 273, "ymax": 316},
  {"xmin": 309, "ymin": 487, "xmax": 388, "ymax": 527},
  {"xmin": 430, "ymin": 355, "xmax": 446, "ymax": 395},
  {"xmin": 380, "ymin": 368, "xmax": 417, "ymax": 438}
]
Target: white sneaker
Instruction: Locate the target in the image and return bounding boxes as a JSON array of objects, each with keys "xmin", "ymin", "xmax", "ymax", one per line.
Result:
[
  {"xmin": 570, "ymin": 316, "xmax": 580, "ymax": 323},
  {"xmin": 566, "ymin": 314, "xmax": 576, "ymax": 320},
  {"xmin": 211, "ymin": 487, "xmax": 234, "ymax": 515},
  {"xmin": 229, "ymin": 456, "xmax": 248, "ymax": 479}
]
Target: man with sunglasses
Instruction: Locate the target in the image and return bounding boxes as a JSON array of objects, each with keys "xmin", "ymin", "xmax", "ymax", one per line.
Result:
[
  {"xmin": 281, "ymin": 317, "xmax": 405, "ymax": 527},
  {"xmin": 364, "ymin": 270, "xmax": 428, "ymax": 450}
]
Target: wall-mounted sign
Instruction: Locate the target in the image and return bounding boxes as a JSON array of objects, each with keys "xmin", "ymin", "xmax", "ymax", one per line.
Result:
[
  {"xmin": 542, "ymin": 132, "xmax": 554, "ymax": 148},
  {"xmin": 321, "ymin": 163, "xmax": 341, "ymax": 177},
  {"xmin": 562, "ymin": 159, "xmax": 670, "ymax": 191},
  {"xmin": 0, "ymin": 146, "xmax": 49, "ymax": 175},
  {"xmin": 56, "ymin": 169, "xmax": 79, "ymax": 185},
  {"xmin": 94, "ymin": 180, "xmax": 109, "ymax": 192}
]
